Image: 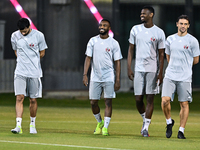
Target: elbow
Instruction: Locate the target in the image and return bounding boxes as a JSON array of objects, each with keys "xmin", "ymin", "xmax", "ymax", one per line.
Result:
[
  {"xmin": 40, "ymin": 51, "xmax": 45, "ymax": 58},
  {"xmin": 40, "ymin": 53, "xmax": 45, "ymax": 58},
  {"xmin": 193, "ymin": 57, "xmax": 199, "ymax": 65},
  {"xmin": 193, "ymin": 60, "xmax": 199, "ymax": 65}
]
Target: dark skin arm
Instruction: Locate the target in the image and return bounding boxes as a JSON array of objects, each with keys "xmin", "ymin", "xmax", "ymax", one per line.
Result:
[
  {"xmin": 193, "ymin": 56, "xmax": 199, "ymax": 65},
  {"xmin": 166, "ymin": 54, "xmax": 170, "ymax": 63},
  {"xmin": 83, "ymin": 56, "xmax": 91, "ymax": 86},
  {"xmin": 157, "ymin": 48, "xmax": 165, "ymax": 85},
  {"xmin": 127, "ymin": 43, "xmax": 134, "ymax": 81},
  {"xmin": 40, "ymin": 50, "xmax": 45, "ymax": 58},
  {"xmin": 14, "ymin": 50, "xmax": 17, "ymax": 57},
  {"xmin": 114, "ymin": 60, "xmax": 121, "ymax": 91}
]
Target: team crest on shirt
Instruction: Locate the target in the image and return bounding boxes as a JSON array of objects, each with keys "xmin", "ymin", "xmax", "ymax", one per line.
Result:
[
  {"xmin": 184, "ymin": 45, "xmax": 189, "ymax": 49},
  {"xmin": 29, "ymin": 43, "xmax": 35, "ymax": 47},
  {"xmin": 105, "ymin": 47, "xmax": 110, "ymax": 52},
  {"xmin": 151, "ymin": 37, "xmax": 156, "ymax": 42}
]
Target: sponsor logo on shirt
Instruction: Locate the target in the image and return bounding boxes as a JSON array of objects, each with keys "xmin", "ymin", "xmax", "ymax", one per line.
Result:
[
  {"xmin": 151, "ymin": 37, "xmax": 156, "ymax": 42},
  {"xmin": 105, "ymin": 47, "xmax": 110, "ymax": 52},
  {"xmin": 184, "ymin": 45, "xmax": 189, "ymax": 49},
  {"xmin": 29, "ymin": 43, "xmax": 35, "ymax": 47}
]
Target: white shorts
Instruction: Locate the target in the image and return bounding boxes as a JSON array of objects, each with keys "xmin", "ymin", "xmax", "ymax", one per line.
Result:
[
  {"xmin": 14, "ymin": 74, "xmax": 42, "ymax": 98},
  {"xmin": 89, "ymin": 81, "xmax": 116, "ymax": 100},
  {"xmin": 134, "ymin": 71, "xmax": 157, "ymax": 95},
  {"xmin": 161, "ymin": 78, "xmax": 192, "ymax": 102}
]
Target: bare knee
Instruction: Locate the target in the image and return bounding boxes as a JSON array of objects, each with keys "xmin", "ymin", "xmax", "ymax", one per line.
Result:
[
  {"xmin": 135, "ymin": 95, "xmax": 143, "ymax": 103},
  {"xmin": 16, "ymin": 95, "xmax": 24, "ymax": 103},
  {"xmin": 180, "ymin": 101, "xmax": 189, "ymax": 109},
  {"xmin": 146, "ymin": 94, "xmax": 154, "ymax": 104},
  {"xmin": 90, "ymin": 100, "xmax": 98, "ymax": 107},
  {"xmin": 29, "ymin": 98, "xmax": 37, "ymax": 104},
  {"xmin": 162, "ymin": 97, "xmax": 171, "ymax": 107},
  {"xmin": 105, "ymin": 99, "xmax": 112, "ymax": 108}
]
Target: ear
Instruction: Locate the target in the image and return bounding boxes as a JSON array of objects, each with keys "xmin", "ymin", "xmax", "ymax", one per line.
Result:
[
  {"xmin": 176, "ymin": 22, "xmax": 178, "ymax": 27},
  {"xmin": 149, "ymin": 12, "xmax": 154, "ymax": 18}
]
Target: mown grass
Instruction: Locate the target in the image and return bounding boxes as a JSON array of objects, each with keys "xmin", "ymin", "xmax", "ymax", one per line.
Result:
[{"xmin": 0, "ymin": 92, "xmax": 199, "ymax": 150}]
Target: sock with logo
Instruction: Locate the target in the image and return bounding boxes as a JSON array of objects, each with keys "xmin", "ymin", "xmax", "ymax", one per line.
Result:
[
  {"xmin": 143, "ymin": 118, "xmax": 151, "ymax": 131},
  {"xmin": 16, "ymin": 117, "xmax": 22, "ymax": 128},
  {"xmin": 30, "ymin": 117, "xmax": 36, "ymax": 126},
  {"xmin": 94, "ymin": 113, "xmax": 102, "ymax": 123},
  {"xmin": 104, "ymin": 117, "xmax": 111, "ymax": 128},
  {"xmin": 140, "ymin": 112, "xmax": 146, "ymax": 123}
]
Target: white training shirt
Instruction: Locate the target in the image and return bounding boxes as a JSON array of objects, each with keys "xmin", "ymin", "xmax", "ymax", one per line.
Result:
[
  {"xmin": 85, "ymin": 35, "xmax": 123, "ymax": 83},
  {"xmin": 11, "ymin": 29, "xmax": 48, "ymax": 78},
  {"xmin": 165, "ymin": 33, "xmax": 200, "ymax": 82},
  {"xmin": 129, "ymin": 24, "xmax": 165, "ymax": 72}
]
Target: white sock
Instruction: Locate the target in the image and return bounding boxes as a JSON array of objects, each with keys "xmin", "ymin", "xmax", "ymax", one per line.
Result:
[
  {"xmin": 179, "ymin": 127, "xmax": 185, "ymax": 133},
  {"xmin": 166, "ymin": 118, "xmax": 172, "ymax": 125},
  {"xmin": 94, "ymin": 113, "xmax": 102, "ymax": 123},
  {"xmin": 144, "ymin": 118, "xmax": 151, "ymax": 131},
  {"xmin": 30, "ymin": 117, "xmax": 36, "ymax": 126},
  {"xmin": 140, "ymin": 112, "xmax": 146, "ymax": 123},
  {"xmin": 16, "ymin": 117, "xmax": 22, "ymax": 127},
  {"xmin": 104, "ymin": 117, "xmax": 111, "ymax": 128}
]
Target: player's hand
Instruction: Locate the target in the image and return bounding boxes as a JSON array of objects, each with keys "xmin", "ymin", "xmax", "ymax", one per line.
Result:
[
  {"xmin": 157, "ymin": 74, "xmax": 163, "ymax": 86},
  {"xmin": 83, "ymin": 75, "xmax": 88, "ymax": 86},
  {"xmin": 128, "ymin": 69, "xmax": 134, "ymax": 81},
  {"xmin": 114, "ymin": 80, "xmax": 120, "ymax": 91}
]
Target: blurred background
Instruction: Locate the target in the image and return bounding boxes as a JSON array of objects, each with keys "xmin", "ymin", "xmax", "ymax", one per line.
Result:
[{"xmin": 0, "ymin": 0, "xmax": 200, "ymax": 95}]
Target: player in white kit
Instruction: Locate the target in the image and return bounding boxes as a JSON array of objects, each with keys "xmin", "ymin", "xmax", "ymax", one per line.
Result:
[
  {"xmin": 161, "ymin": 15, "xmax": 199, "ymax": 139},
  {"xmin": 83, "ymin": 19, "xmax": 122, "ymax": 136},
  {"xmin": 127, "ymin": 6, "xmax": 165, "ymax": 137},
  {"xmin": 10, "ymin": 18, "xmax": 48, "ymax": 134}
]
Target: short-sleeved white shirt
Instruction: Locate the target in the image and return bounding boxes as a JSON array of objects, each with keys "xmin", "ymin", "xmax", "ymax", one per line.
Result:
[
  {"xmin": 165, "ymin": 33, "xmax": 200, "ymax": 82},
  {"xmin": 11, "ymin": 29, "xmax": 48, "ymax": 78},
  {"xmin": 129, "ymin": 24, "xmax": 165, "ymax": 72},
  {"xmin": 85, "ymin": 35, "xmax": 123, "ymax": 83}
]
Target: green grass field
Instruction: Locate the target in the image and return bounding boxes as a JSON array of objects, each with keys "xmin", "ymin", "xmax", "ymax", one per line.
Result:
[{"xmin": 0, "ymin": 92, "xmax": 200, "ymax": 150}]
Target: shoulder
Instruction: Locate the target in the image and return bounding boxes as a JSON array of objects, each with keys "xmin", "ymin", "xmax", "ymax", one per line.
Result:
[
  {"xmin": 187, "ymin": 34, "xmax": 198, "ymax": 42},
  {"xmin": 131, "ymin": 24, "xmax": 143, "ymax": 31},
  {"xmin": 153, "ymin": 25, "xmax": 165, "ymax": 34},
  {"xmin": 109, "ymin": 36, "xmax": 117, "ymax": 42},
  {"xmin": 129, "ymin": 24, "xmax": 143, "ymax": 36},
  {"xmin": 90, "ymin": 35, "xmax": 99, "ymax": 40},
  {"xmin": 110, "ymin": 37, "xmax": 119, "ymax": 45},
  {"xmin": 32, "ymin": 29, "xmax": 44, "ymax": 37},
  {"xmin": 166, "ymin": 34, "xmax": 177, "ymax": 43},
  {"xmin": 11, "ymin": 30, "xmax": 20, "ymax": 38},
  {"xmin": 107, "ymin": 37, "xmax": 120, "ymax": 51},
  {"xmin": 167, "ymin": 34, "xmax": 176, "ymax": 39},
  {"xmin": 88, "ymin": 35, "xmax": 99, "ymax": 44}
]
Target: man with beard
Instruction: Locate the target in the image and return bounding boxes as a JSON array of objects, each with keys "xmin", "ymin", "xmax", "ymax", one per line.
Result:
[
  {"xmin": 161, "ymin": 15, "xmax": 199, "ymax": 139},
  {"xmin": 127, "ymin": 6, "xmax": 165, "ymax": 137},
  {"xmin": 83, "ymin": 19, "xmax": 122, "ymax": 136},
  {"xmin": 11, "ymin": 18, "xmax": 47, "ymax": 134}
]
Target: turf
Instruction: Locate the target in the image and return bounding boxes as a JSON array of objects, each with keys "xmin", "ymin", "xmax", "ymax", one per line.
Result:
[{"xmin": 0, "ymin": 92, "xmax": 200, "ymax": 150}]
